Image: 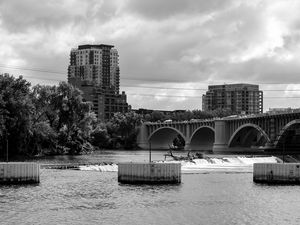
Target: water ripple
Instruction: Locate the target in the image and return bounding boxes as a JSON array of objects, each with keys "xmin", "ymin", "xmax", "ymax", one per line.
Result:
[{"xmin": 1, "ymin": 161, "xmax": 300, "ymax": 224}]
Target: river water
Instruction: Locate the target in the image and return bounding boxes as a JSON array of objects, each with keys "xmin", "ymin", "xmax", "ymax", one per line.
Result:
[{"xmin": 1, "ymin": 150, "xmax": 300, "ymax": 225}]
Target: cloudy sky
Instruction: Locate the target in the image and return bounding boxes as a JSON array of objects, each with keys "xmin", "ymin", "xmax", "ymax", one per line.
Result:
[{"xmin": 1, "ymin": 0, "xmax": 300, "ymax": 112}]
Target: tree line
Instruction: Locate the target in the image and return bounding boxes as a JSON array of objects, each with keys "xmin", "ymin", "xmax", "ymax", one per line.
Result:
[
  {"xmin": 0, "ymin": 74, "xmax": 142, "ymax": 159},
  {"xmin": 140, "ymin": 108, "xmax": 233, "ymax": 122},
  {"xmin": 0, "ymin": 74, "xmax": 234, "ymax": 159}
]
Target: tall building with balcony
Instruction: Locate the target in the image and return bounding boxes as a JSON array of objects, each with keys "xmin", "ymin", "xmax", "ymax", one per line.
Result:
[
  {"xmin": 68, "ymin": 44, "xmax": 129, "ymax": 120},
  {"xmin": 202, "ymin": 83, "xmax": 263, "ymax": 114}
]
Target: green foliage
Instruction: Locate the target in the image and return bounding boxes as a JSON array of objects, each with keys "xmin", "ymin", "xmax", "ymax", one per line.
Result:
[
  {"xmin": 91, "ymin": 112, "xmax": 142, "ymax": 150},
  {"xmin": 0, "ymin": 74, "xmax": 96, "ymax": 159},
  {"xmin": 172, "ymin": 134, "xmax": 185, "ymax": 148},
  {"xmin": 48, "ymin": 82, "xmax": 96, "ymax": 155},
  {"xmin": 0, "ymin": 74, "xmax": 238, "ymax": 158},
  {"xmin": 192, "ymin": 110, "xmax": 214, "ymax": 119},
  {"xmin": 91, "ymin": 123, "xmax": 110, "ymax": 149},
  {"xmin": 108, "ymin": 112, "xmax": 142, "ymax": 149},
  {"xmin": 142, "ymin": 109, "xmax": 233, "ymax": 122},
  {"xmin": 209, "ymin": 108, "xmax": 233, "ymax": 118},
  {"xmin": 30, "ymin": 121, "xmax": 57, "ymax": 156},
  {"xmin": 0, "ymin": 74, "xmax": 34, "ymax": 157},
  {"xmin": 150, "ymin": 111, "xmax": 166, "ymax": 122}
]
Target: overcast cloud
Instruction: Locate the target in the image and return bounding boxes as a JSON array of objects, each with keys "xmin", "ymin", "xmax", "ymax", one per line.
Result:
[{"xmin": 1, "ymin": 0, "xmax": 300, "ymax": 111}]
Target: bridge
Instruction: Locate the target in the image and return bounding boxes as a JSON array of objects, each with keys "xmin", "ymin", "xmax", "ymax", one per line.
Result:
[{"xmin": 137, "ymin": 112, "xmax": 300, "ymax": 152}]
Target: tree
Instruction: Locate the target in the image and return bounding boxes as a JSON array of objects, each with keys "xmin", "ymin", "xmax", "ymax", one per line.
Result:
[
  {"xmin": 173, "ymin": 134, "xmax": 185, "ymax": 148},
  {"xmin": 29, "ymin": 121, "xmax": 57, "ymax": 156},
  {"xmin": 30, "ymin": 82, "xmax": 97, "ymax": 155},
  {"xmin": 150, "ymin": 111, "xmax": 165, "ymax": 122},
  {"xmin": 53, "ymin": 82, "xmax": 96, "ymax": 154},
  {"xmin": 0, "ymin": 74, "xmax": 34, "ymax": 158},
  {"xmin": 210, "ymin": 108, "xmax": 233, "ymax": 118},
  {"xmin": 0, "ymin": 75, "xmax": 99, "ymax": 157},
  {"xmin": 190, "ymin": 110, "xmax": 211, "ymax": 119},
  {"xmin": 144, "ymin": 113, "xmax": 151, "ymax": 122},
  {"xmin": 108, "ymin": 112, "xmax": 142, "ymax": 149},
  {"xmin": 31, "ymin": 84, "xmax": 58, "ymax": 127},
  {"xmin": 170, "ymin": 110, "xmax": 194, "ymax": 121},
  {"xmin": 91, "ymin": 123, "xmax": 110, "ymax": 149}
]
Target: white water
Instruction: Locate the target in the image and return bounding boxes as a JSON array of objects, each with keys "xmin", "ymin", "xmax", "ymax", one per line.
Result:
[
  {"xmin": 180, "ymin": 156, "xmax": 279, "ymax": 173},
  {"xmin": 78, "ymin": 156, "xmax": 279, "ymax": 173},
  {"xmin": 79, "ymin": 164, "xmax": 118, "ymax": 172}
]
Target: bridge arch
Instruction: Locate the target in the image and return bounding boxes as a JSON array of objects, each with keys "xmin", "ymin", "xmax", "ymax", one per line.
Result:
[
  {"xmin": 228, "ymin": 123, "xmax": 270, "ymax": 149},
  {"xmin": 189, "ymin": 126, "xmax": 215, "ymax": 150},
  {"xmin": 148, "ymin": 127, "xmax": 186, "ymax": 150},
  {"xmin": 274, "ymin": 119, "xmax": 300, "ymax": 150}
]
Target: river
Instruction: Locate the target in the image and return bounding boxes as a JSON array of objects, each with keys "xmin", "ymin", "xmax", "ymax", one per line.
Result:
[{"xmin": 1, "ymin": 150, "xmax": 300, "ymax": 225}]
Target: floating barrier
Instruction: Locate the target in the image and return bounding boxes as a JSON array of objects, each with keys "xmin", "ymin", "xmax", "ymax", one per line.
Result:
[
  {"xmin": 0, "ymin": 163, "xmax": 40, "ymax": 184},
  {"xmin": 118, "ymin": 162, "xmax": 181, "ymax": 184},
  {"xmin": 253, "ymin": 163, "xmax": 300, "ymax": 184}
]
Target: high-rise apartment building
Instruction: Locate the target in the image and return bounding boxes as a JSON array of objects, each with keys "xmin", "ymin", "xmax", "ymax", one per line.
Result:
[
  {"xmin": 68, "ymin": 44, "xmax": 129, "ymax": 120},
  {"xmin": 68, "ymin": 44, "xmax": 119, "ymax": 92},
  {"xmin": 202, "ymin": 83, "xmax": 263, "ymax": 114}
]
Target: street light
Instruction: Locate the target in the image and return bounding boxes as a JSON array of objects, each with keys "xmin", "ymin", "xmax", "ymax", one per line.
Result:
[
  {"xmin": 149, "ymin": 142, "xmax": 152, "ymax": 163},
  {"xmin": 6, "ymin": 131, "xmax": 8, "ymax": 162},
  {"xmin": 282, "ymin": 135, "xmax": 285, "ymax": 163}
]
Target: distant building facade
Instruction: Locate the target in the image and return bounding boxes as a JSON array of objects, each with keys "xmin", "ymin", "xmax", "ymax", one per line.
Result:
[
  {"xmin": 267, "ymin": 108, "xmax": 300, "ymax": 114},
  {"xmin": 132, "ymin": 108, "xmax": 186, "ymax": 117},
  {"xmin": 202, "ymin": 83, "xmax": 263, "ymax": 114},
  {"xmin": 68, "ymin": 44, "xmax": 129, "ymax": 120}
]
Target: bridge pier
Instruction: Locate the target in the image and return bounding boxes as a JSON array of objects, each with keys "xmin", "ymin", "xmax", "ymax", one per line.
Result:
[
  {"xmin": 184, "ymin": 142, "xmax": 191, "ymax": 151},
  {"xmin": 213, "ymin": 120, "xmax": 230, "ymax": 152},
  {"xmin": 137, "ymin": 124, "xmax": 150, "ymax": 149}
]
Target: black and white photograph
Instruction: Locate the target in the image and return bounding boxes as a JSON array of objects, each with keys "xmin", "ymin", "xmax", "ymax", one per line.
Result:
[{"xmin": 1, "ymin": 0, "xmax": 300, "ymax": 224}]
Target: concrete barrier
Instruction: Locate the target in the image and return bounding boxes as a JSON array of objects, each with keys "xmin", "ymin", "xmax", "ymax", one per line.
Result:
[
  {"xmin": 118, "ymin": 162, "xmax": 181, "ymax": 184},
  {"xmin": 0, "ymin": 163, "xmax": 40, "ymax": 184},
  {"xmin": 253, "ymin": 163, "xmax": 300, "ymax": 184}
]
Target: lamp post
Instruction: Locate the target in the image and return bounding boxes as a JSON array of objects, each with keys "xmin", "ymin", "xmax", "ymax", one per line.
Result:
[
  {"xmin": 282, "ymin": 137, "xmax": 285, "ymax": 163},
  {"xmin": 149, "ymin": 142, "xmax": 152, "ymax": 163},
  {"xmin": 6, "ymin": 131, "xmax": 8, "ymax": 162}
]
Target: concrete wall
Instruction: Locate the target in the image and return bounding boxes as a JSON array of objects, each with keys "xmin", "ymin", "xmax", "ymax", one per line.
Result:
[
  {"xmin": 0, "ymin": 163, "xmax": 40, "ymax": 184},
  {"xmin": 213, "ymin": 120, "xmax": 230, "ymax": 152},
  {"xmin": 254, "ymin": 163, "xmax": 300, "ymax": 184},
  {"xmin": 118, "ymin": 162, "xmax": 181, "ymax": 184}
]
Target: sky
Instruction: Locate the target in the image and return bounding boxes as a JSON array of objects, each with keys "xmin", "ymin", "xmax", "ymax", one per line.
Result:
[{"xmin": 1, "ymin": 0, "xmax": 300, "ymax": 112}]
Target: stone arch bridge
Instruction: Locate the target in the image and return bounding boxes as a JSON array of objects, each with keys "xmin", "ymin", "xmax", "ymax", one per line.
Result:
[{"xmin": 137, "ymin": 112, "xmax": 300, "ymax": 152}]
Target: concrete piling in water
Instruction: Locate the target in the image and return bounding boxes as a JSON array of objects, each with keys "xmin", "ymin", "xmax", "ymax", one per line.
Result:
[
  {"xmin": 0, "ymin": 163, "xmax": 40, "ymax": 184},
  {"xmin": 118, "ymin": 162, "xmax": 181, "ymax": 184},
  {"xmin": 253, "ymin": 163, "xmax": 300, "ymax": 184}
]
